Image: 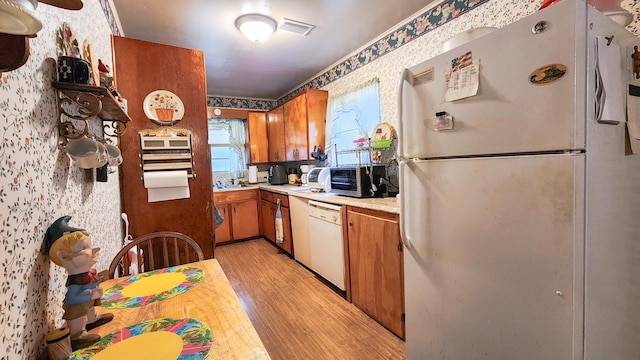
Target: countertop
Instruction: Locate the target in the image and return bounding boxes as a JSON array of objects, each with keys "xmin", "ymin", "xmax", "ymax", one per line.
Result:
[{"xmin": 214, "ymin": 183, "xmax": 400, "ymax": 214}]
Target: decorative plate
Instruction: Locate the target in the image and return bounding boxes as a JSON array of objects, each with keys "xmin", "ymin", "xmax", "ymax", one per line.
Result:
[
  {"xmin": 101, "ymin": 265, "xmax": 204, "ymax": 309},
  {"xmin": 0, "ymin": 0, "xmax": 42, "ymax": 35},
  {"xmin": 144, "ymin": 90, "xmax": 185, "ymax": 125},
  {"xmin": 68, "ymin": 317, "xmax": 213, "ymax": 360}
]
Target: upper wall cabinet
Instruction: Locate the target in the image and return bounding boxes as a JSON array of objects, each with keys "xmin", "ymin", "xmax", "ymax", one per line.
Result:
[
  {"xmin": 284, "ymin": 94, "xmax": 307, "ymax": 160},
  {"xmin": 302, "ymin": 89, "xmax": 328, "ymax": 161},
  {"xmin": 267, "ymin": 105, "xmax": 286, "ymax": 162},
  {"xmin": 284, "ymin": 89, "xmax": 328, "ymax": 161},
  {"xmin": 247, "ymin": 111, "xmax": 268, "ymax": 163},
  {"xmin": 265, "ymin": 89, "xmax": 327, "ymax": 162},
  {"xmin": 260, "ymin": 88, "xmax": 328, "ymax": 163}
]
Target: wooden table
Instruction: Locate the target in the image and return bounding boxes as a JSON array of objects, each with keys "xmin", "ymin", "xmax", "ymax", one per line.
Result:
[{"xmin": 91, "ymin": 259, "xmax": 270, "ymax": 359}]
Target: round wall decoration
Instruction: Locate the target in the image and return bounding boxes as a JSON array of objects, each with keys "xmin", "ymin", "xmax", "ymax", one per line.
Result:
[{"xmin": 143, "ymin": 90, "xmax": 185, "ymax": 126}]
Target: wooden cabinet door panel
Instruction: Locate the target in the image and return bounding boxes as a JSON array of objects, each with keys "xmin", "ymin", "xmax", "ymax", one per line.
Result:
[
  {"xmin": 214, "ymin": 204, "xmax": 232, "ymax": 245},
  {"xmin": 267, "ymin": 106, "xmax": 285, "ymax": 162},
  {"xmin": 284, "ymin": 95, "xmax": 308, "ymax": 161},
  {"xmin": 347, "ymin": 209, "xmax": 405, "ymax": 339},
  {"xmin": 248, "ymin": 112, "xmax": 268, "ymax": 163},
  {"xmin": 261, "ymin": 200, "xmax": 275, "ymax": 242},
  {"xmin": 306, "ymin": 89, "xmax": 328, "ymax": 157},
  {"xmin": 232, "ymin": 199, "xmax": 260, "ymax": 240}
]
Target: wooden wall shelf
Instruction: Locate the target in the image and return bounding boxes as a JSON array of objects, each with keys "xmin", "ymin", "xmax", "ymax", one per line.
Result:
[{"xmin": 52, "ymin": 81, "xmax": 131, "ymax": 141}]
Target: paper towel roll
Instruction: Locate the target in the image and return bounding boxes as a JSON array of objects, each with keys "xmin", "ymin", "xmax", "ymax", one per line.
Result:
[
  {"xmin": 143, "ymin": 171, "xmax": 189, "ymax": 188},
  {"xmin": 248, "ymin": 166, "xmax": 258, "ymax": 184},
  {"xmin": 143, "ymin": 171, "xmax": 190, "ymax": 202}
]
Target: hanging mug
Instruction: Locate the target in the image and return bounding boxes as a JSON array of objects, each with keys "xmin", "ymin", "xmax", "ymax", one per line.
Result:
[
  {"xmin": 105, "ymin": 143, "xmax": 122, "ymax": 166},
  {"xmin": 65, "ymin": 137, "xmax": 107, "ymax": 169}
]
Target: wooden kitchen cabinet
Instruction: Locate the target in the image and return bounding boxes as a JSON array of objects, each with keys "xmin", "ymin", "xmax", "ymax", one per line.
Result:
[
  {"xmin": 260, "ymin": 190, "xmax": 292, "ymax": 255},
  {"xmin": 214, "ymin": 204, "xmax": 232, "ymax": 243},
  {"xmin": 304, "ymin": 89, "xmax": 328, "ymax": 160},
  {"xmin": 214, "ymin": 190, "xmax": 260, "ymax": 245},
  {"xmin": 267, "ymin": 105, "xmax": 286, "ymax": 162},
  {"xmin": 284, "ymin": 94, "xmax": 307, "ymax": 160},
  {"xmin": 265, "ymin": 89, "xmax": 327, "ymax": 162},
  {"xmin": 283, "ymin": 89, "xmax": 328, "ymax": 161},
  {"xmin": 247, "ymin": 111, "xmax": 269, "ymax": 163},
  {"xmin": 346, "ymin": 206, "xmax": 405, "ymax": 339}
]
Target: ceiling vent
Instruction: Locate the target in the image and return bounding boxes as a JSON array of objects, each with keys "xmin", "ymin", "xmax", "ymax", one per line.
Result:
[{"xmin": 278, "ymin": 18, "xmax": 315, "ymax": 36}]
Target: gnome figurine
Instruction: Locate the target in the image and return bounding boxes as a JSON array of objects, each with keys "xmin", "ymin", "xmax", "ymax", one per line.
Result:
[{"xmin": 44, "ymin": 216, "xmax": 114, "ymax": 350}]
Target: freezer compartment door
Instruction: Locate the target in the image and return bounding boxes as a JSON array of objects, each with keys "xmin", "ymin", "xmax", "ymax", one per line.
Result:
[
  {"xmin": 401, "ymin": 153, "xmax": 584, "ymax": 360},
  {"xmin": 399, "ymin": 0, "xmax": 588, "ymax": 159}
]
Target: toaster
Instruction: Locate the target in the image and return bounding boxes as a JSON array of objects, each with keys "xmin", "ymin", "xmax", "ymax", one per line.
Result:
[{"xmin": 307, "ymin": 167, "xmax": 331, "ymax": 192}]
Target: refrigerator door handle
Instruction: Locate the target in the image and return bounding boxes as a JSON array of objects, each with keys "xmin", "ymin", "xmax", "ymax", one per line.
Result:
[
  {"xmin": 397, "ymin": 68, "xmax": 412, "ymax": 161},
  {"xmin": 398, "ymin": 159, "xmax": 412, "ymax": 249}
]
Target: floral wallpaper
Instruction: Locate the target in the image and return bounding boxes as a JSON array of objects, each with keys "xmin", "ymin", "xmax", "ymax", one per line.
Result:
[
  {"xmin": 0, "ymin": 2, "xmax": 122, "ymax": 359},
  {"xmin": 206, "ymin": 96, "xmax": 276, "ymax": 111}
]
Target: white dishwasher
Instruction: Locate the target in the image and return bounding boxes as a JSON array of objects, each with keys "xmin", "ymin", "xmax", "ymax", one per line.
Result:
[{"xmin": 308, "ymin": 200, "xmax": 345, "ymax": 291}]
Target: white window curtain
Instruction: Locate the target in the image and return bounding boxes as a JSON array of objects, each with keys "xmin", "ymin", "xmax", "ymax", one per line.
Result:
[
  {"xmin": 326, "ymin": 78, "xmax": 381, "ymax": 166},
  {"xmin": 208, "ymin": 118, "xmax": 247, "ymax": 178}
]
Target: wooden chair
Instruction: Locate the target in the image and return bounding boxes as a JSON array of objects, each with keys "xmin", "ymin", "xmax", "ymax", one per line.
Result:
[{"xmin": 108, "ymin": 231, "xmax": 204, "ymax": 279}]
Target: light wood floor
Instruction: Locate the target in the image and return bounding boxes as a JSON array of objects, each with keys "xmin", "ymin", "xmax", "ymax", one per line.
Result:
[{"xmin": 215, "ymin": 238, "xmax": 406, "ymax": 360}]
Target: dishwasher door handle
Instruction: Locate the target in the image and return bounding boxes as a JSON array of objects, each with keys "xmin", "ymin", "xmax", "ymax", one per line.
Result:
[{"xmin": 308, "ymin": 200, "xmax": 342, "ymax": 212}]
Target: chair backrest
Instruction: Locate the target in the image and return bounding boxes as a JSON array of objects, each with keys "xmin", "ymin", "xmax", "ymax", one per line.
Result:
[{"xmin": 108, "ymin": 231, "xmax": 204, "ymax": 279}]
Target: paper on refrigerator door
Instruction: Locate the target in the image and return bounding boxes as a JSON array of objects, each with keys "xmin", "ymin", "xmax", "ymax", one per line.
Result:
[
  {"xmin": 596, "ymin": 36, "xmax": 625, "ymax": 124},
  {"xmin": 444, "ymin": 58, "xmax": 480, "ymax": 102},
  {"xmin": 626, "ymin": 85, "xmax": 640, "ymax": 154}
]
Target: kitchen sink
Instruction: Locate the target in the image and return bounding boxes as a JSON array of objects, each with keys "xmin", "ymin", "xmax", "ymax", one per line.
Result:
[{"xmin": 215, "ymin": 183, "xmax": 253, "ymax": 190}]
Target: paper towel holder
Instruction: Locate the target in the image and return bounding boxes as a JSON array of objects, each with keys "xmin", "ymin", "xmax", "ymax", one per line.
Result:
[{"xmin": 139, "ymin": 128, "xmax": 195, "ymax": 181}]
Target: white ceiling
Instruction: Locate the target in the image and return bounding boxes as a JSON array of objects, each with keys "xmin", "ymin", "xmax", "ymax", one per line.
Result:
[{"xmin": 111, "ymin": 0, "xmax": 436, "ymax": 100}]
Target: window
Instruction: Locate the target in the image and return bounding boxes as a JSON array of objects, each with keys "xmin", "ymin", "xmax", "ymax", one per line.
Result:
[
  {"xmin": 326, "ymin": 78, "xmax": 381, "ymax": 166},
  {"xmin": 208, "ymin": 118, "xmax": 247, "ymax": 178}
]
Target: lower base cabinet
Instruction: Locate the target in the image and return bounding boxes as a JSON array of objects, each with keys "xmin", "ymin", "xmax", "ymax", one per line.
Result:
[
  {"xmin": 260, "ymin": 190, "xmax": 292, "ymax": 255},
  {"xmin": 346, "ymin": 206, "xmax": 405, "ymax": 339},
  {"xmin": 214, "ymin": 190, "xmax": 260, "ymax": 245}
]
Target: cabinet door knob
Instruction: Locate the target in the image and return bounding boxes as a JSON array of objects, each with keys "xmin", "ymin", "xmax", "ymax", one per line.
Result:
[{"xmin": 348, "ymin": 222, "xmax": 353, "ymax": 227}]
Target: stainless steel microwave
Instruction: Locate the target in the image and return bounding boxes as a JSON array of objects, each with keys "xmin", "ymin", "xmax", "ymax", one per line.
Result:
[{"xmin": 329, "ymin": 166, "xmax": 386, "ymax": 198}]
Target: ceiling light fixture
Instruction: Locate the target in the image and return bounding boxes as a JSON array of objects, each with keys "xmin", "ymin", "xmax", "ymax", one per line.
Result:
[{"xmin": 235, "ymin": 13, "xmax": 277, "ymax": 43}]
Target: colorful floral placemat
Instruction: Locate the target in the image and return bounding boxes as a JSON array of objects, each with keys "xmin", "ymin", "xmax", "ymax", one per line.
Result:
[
  {"xmin": 102, "ymin": 265, "xmax": 204, "ymax": 309},
  {"xmin": 69, "ymin": 317, "xmax": 213, "ymax": 360}
]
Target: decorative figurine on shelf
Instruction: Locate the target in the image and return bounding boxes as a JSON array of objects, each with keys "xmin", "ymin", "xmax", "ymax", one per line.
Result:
[
  {"xmin": 97, "ymin": 59, "xmax": 110, "ymax": 88},
  {"xmin": 44, "ymin": 216, "xmax": 114, "ymax": 350}
]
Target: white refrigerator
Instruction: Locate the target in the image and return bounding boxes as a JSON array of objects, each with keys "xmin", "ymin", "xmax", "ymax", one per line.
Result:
[{"xmin": 398, "ymin": 1, "xmax": 640, "ymax": 359}]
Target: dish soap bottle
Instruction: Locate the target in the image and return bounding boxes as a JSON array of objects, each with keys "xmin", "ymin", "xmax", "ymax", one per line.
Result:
[{"xmin": 275, "ymin": 199, "xmax": 283, "ymax": 244}]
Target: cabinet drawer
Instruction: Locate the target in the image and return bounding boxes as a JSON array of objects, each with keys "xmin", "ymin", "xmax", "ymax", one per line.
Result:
[
  {"xmin": 214, "ymin": 189, "xmax": 258, "ymax": 203},
  {"xmin": 260, "ymin": 190, "xmax": 273, "ymax": 203},
  {"xmin": 260, "ymin": 190, "xmax": 289, "ymax": 207},
  {"xmin": 272, "ymin": 193, "xmax": 289, "ymax": 207}
]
